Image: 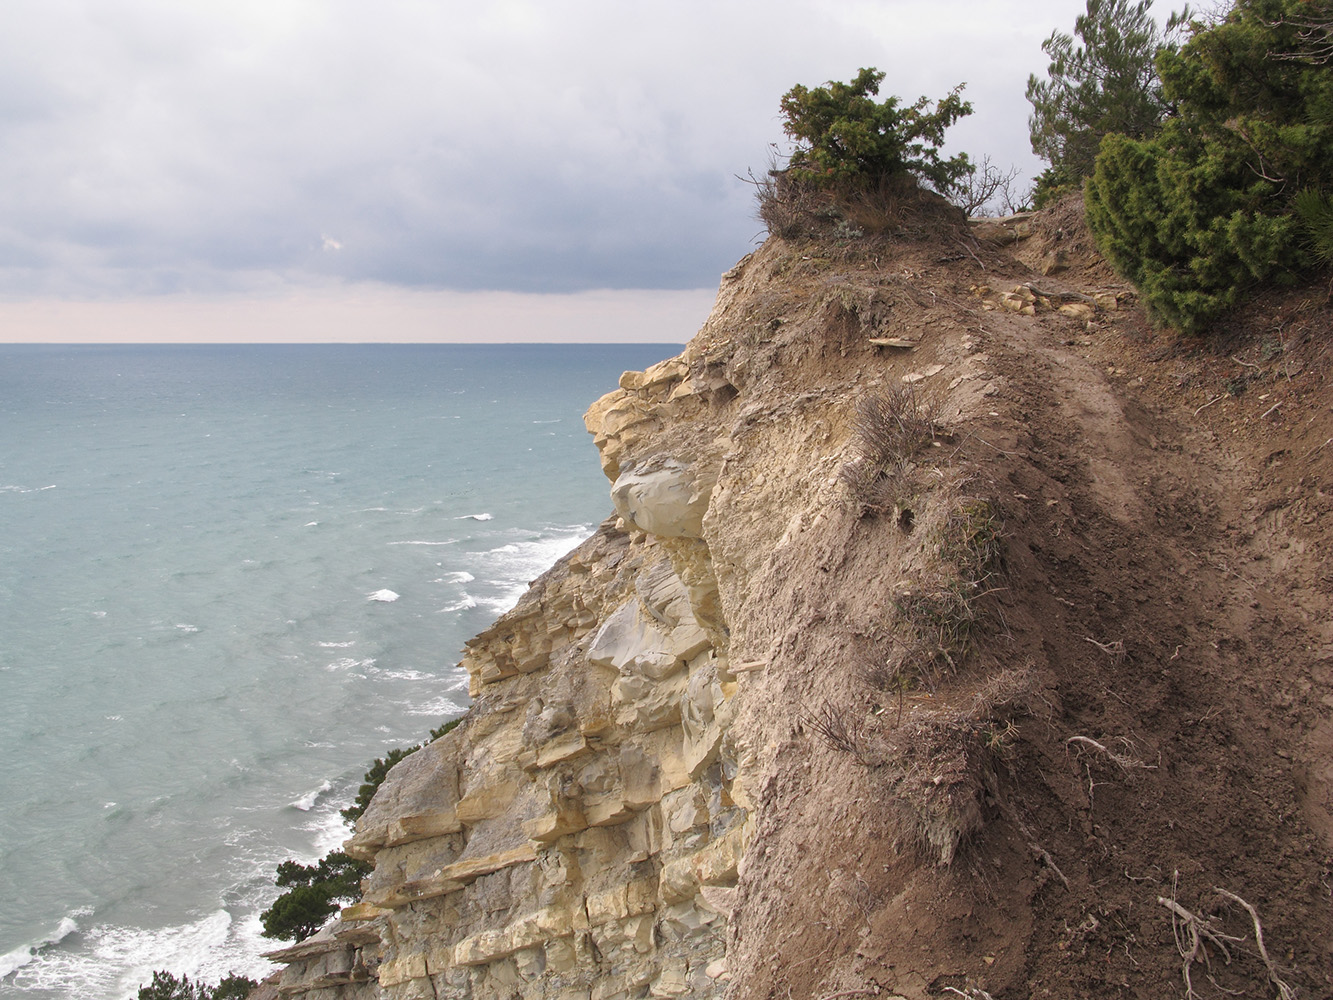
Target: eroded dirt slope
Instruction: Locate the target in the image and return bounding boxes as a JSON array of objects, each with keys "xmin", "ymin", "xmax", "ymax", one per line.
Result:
[{"xmin": 707, "ymin": 201, "xmax": 1333, "ymax": 1000}]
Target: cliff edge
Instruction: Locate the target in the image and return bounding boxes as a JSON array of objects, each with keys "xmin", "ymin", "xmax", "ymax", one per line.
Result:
[{"xmin": 264, "ymin": 196, "xmax": 1333, "ymax": 1000}]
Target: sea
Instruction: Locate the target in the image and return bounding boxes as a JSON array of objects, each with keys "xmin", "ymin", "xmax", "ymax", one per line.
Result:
[{"xmin": 0, "ymin": 342, "xmax": 677, "ymax": 1000}]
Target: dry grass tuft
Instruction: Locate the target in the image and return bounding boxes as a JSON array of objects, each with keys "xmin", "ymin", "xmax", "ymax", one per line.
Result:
[{"xmin": 840, "ymin": 386, "xmax": 944, "ymax": 517}]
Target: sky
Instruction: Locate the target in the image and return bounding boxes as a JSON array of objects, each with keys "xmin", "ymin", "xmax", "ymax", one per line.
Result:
[{"xmin": 0, "ymin": 0, "xmax": 1177, "ymax": 343}]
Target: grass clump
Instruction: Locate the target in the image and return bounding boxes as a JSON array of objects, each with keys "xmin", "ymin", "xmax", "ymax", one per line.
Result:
[{"xmin": 839, "ymin": 386, "xmax": 945, "ymax": 518}]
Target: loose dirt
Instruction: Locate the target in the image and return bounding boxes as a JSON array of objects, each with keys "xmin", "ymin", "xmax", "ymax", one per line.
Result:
[{"xmin": 720, "ymin": 195, "xmax": 1333, "ymax": 1000}]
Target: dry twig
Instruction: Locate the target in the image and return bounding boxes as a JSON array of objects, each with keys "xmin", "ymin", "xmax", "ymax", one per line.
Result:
[{"xmin": 942, "ymin": 988, "xmax": 997, "ymax": 1000}]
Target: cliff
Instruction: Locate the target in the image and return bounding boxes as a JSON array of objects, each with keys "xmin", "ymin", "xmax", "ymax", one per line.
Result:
[{"xmin": 263, "ymin": 196, "xmax": 1333, "ymax": 1000}]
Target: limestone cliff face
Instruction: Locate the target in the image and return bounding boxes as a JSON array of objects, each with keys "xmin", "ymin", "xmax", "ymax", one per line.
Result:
[{"xmin": 264, "ymin": 218, "xmax": 1015, "ymax": 999}]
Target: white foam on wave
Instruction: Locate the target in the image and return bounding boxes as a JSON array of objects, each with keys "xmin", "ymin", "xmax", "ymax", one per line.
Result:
[
  {"xmin": 404, "ymin": 696, "xmax": 467, "ymax": 718},
  {"xmin": 303, "ymin": 802, "xmax": 354, "ymax": 857},
  {"xmin": 317, "ymin": 640, "xmax": 356, "ymax": 648},
  {"xmin": 174, "ymin": 623, "xmax": 199, "ymax": 633},
  {"xmin": 3, "ymin": 909, "xmax": 271, "ymax": 999},
  {"xmin": 304, "ymin": 521, "xmax": 319, "ymax": 527},
  {"xmin": 388, "ymin": 539, "xmax": 458, "ymax": 546},
  {"xmin": 0, "ymin": 484, "xmax": 58, "ymax": 494},
  {"xmin": 457, "ymin": 512, "xmax": 493, "ymax": 521},
  {"xmin": 438, "ymin": 571, "xmax": 474, "ymax": 583},
  {"xmin": 0, "ymin": 909, "xmax": 88, "ymax": 979},
  {"xmin": 324, "ymin": 656, "xmax": 376, "ymax": 673},
  {"xmin": 438, "ymin": 595, "xmax": 478, "ymax": 613},
  {"xmin": 374, "ymin": 668, "xmax": 433, "ymax": 682},
  {"xmin": 366, "ymin": 589, "xmax": 399, "ymax": 602},
  {"xmin": 289, "ymin": 780, "xmax": 332, "ymax": 811},
  {"xmin": 476, "ymin": 528, "xmax": 594, "ymax": 613}
]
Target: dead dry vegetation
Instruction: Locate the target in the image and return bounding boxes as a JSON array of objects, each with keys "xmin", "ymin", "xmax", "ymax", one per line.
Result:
[{"xmin": 709, "ymin": 191, "xmax": 1333, "ymax": 1000}]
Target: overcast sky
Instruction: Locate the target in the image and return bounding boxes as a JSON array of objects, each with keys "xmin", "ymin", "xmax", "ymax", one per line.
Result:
[{"xmin": 0, "ymin": 0, "xmax": 1174, "ymax": 342}]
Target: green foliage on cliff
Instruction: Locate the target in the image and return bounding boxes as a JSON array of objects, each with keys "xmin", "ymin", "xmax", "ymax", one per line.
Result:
[
  {"xmin": 260, "ymin": 851, "xmax": 371, "ymax": 942},
  {"xmin": 1295, "ymin": 188, "xmax": 1333, "ymax": 264},
  {"xmin": 1026, "ymin": 0, "xmax": 1181, "ymax": 204},
  {"xmin": 778, "ymin": 68, "xmax": 973, "ymax": 194},
  {"xmin": 1084, "ymin": 0, "xmax": 1333, "ymax": 332},
  {"xmin": 339, "ymin": 718, "xmax": 460, "ymax": 824},
  {"xmin": 137, "ymin": 971, "xmax": 256, "ymax": 1000},
  {"xmin": 260, "ymin": 717, "xmax": 463, "ymax": 943},
  {"xmin": 339, "ymin": 744, "xmax": 420, "ymax": 824}
]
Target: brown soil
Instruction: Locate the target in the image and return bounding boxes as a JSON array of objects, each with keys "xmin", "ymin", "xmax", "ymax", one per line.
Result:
[{"xmin": 717, "ymin": 197, "xmax": 1333, "ymax": 1000}]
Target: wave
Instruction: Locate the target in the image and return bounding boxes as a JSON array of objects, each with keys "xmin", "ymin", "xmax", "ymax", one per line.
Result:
[
  {"xmin": 456, "ymin": 512, "xmax": 493, "ymax": 521},
  {"xmin": 0, "ymin": 909, "xmax": 89, "ymax": 980},
  {"xmin": 289, "ymin": 780, "xmax": 332, "ymax": 812},
  {"xmin": 366, "ymin": 589, "xmax": 399, "ymax": 602},
  {"xmin": 436, "ymin": 571, "xmax": 474, "ymax": 584},
  {"xmin": 475, "ymin": 528, "xmax": 594, "ymax": 613},
  {"xmin": 317, "ymin": 640, "xmax": 356, "ymax": 648},
  {"xmin": 325, "ymin": 657, "xmax": 376, "ymax": 673},
  {"xmin": 438, "ymin": 595, "xmax": 478, "ymax": 613},
  {"xmin": 387, "ymin": 539, "xmax": 457, "ymax": 546},
  {"xmin": 0, "ymin": 484, "xmax": 57, "ymax": 494},
  {"xmin": 373, "ymin": 668, "xmax": 434, "ymax": 682},
  {"xmin": 403, "ymin": 696, "xmax": 467, "ymax": 718}
]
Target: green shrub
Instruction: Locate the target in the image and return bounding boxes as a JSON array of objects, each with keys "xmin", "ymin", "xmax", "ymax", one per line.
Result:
[
  {"xmin": 137, "ymin": 971, "xmax": 257, "ymax": 1000},
  {"xmin": 1084, "ymin": 0, "xmax": 1333, "ymax": 332},
  {"xmin": 778, "ymin": 68, "xmax": 973, "ymax": 195},
  {"xmin": 1294, "ymin": 188, "xmax": 1333, "ymax": 264}
]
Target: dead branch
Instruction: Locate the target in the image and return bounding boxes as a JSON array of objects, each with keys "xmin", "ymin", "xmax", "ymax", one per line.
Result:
[
  {"xmin": 1194, "ymin": 393, "xmax": 1226, "ymax": 416},
  {"xmin": 807, "ymin": 703, "xmax": 868, "ymax": 761},
  {"xmin": 1213, "ymin": 888, "xmax": 1297, "ymax": 1000}
]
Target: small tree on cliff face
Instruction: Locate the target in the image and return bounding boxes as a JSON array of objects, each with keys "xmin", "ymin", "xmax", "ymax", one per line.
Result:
[
  {"xmin": 778, "ymin": 68, "xmax": 974, "ymax": 195},
  {"xmin": 1026, "ymin": 0, "xmax": 1180, "ymax": 204},
  {"xmin": 260, "ymin": 851, "xmax": 372, "ymax": 942}
]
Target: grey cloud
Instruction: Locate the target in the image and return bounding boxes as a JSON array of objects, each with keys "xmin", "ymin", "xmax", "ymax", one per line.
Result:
[{"xmin": 0, "ymin": 0, "xmax": 1128, "ymax": 299}]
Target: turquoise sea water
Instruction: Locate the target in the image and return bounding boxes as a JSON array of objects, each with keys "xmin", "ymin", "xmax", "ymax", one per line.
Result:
[{"xmin": 0, "ymin": 343, "xmax": 675, "ymax": 999}]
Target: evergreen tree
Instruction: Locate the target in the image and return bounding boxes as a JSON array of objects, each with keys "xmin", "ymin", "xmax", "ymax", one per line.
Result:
[
  {"xmin": 1084, "ymin": 0, "xmax": 1333, "ymax": 331},
  {"xmin": 261, "ymin": 852, "xmax": 372, "ymax": 942},
  {"xmin": 778, "ymin": 68, "xmax": 973, "ymax": 194},
  {"xmin": 137, "ymin": 971, "xmax": 257, "ymax": 1000},
  {"xmin": 1026, "ymin": 0, "xmax": 1179, "ymax": 203}
]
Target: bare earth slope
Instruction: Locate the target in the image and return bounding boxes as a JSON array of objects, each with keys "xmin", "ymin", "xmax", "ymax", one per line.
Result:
[{"xmin": 265, "ymin": 198, "xmax": 1333, "ymax": 1000}]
